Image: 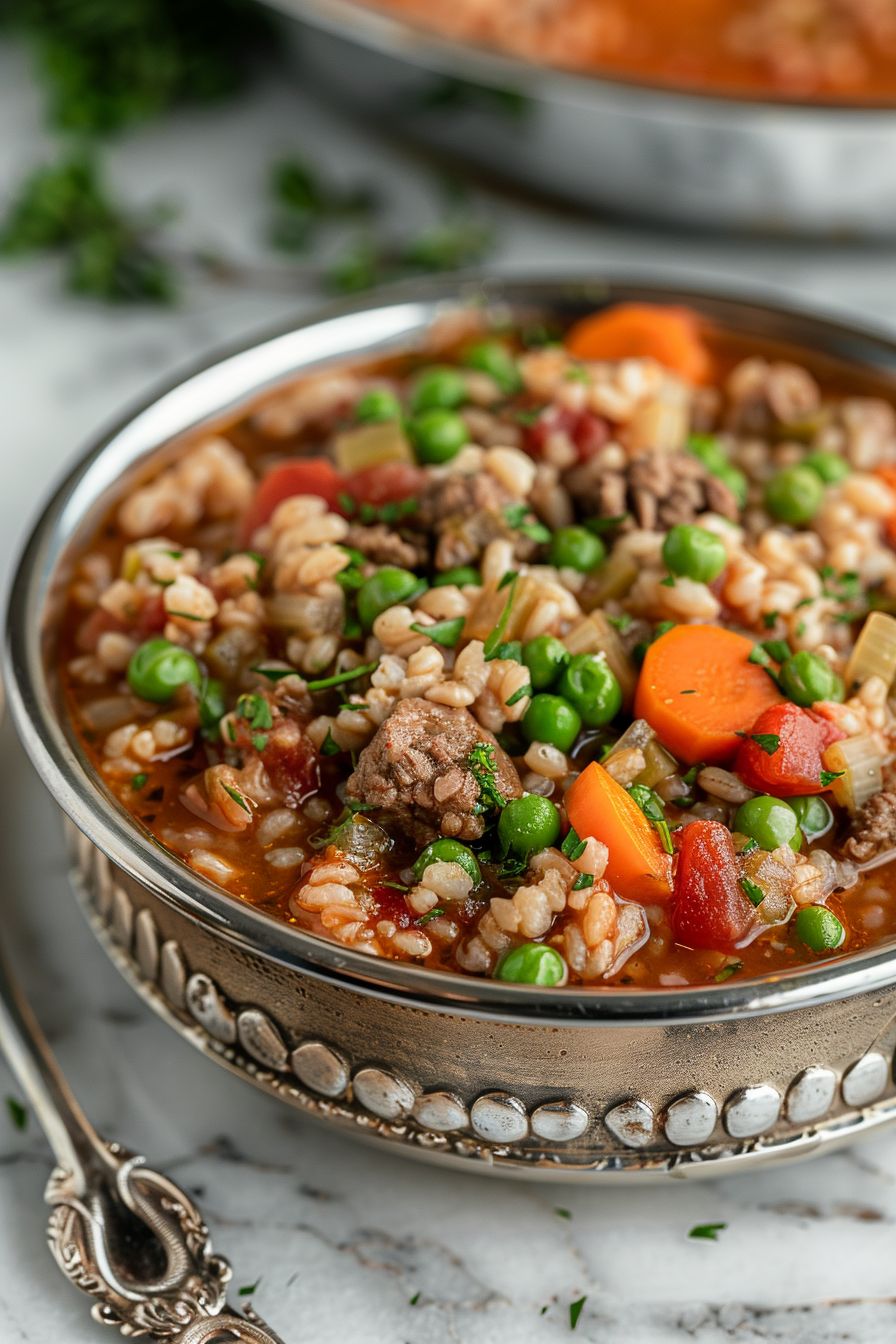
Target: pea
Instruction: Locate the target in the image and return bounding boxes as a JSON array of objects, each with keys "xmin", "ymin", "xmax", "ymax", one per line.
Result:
[
  {"xmin": 127, "ymin": 637, "xmax": 201, "ymax": 703},
  {"xmin": 521, "ymin": 694, "xmax": 582, "ymax": 752},
  {"xmin": 433, "ymin": 566, "xmax": 481, "ymax": 588},
  {"xmin": 198, "ymin": 678, "xmax": 227, "ymax": 739},
  {"xmin": 715, "ymin": 462, "xmax": 749, "ymax": 509},
  {"xmin": 778, "ymin": 650, "xmax": 844, "ymax": 707},
  {"xmin": 556, "ymin": 653, "xmax": 622, "ymax": 728},
  {"xmin": 804, "ymin": 451, "xmax": 850, "ymax": 484},
  {"xmin": 787, "ymin": 795, "xmax": 834, "ymax": 840},
  {"xmin": 495, "ymin": 943, "xmax": 567, "ymax": 986},
  {"xmin": 409, "ymin": 409, "xmax": 469, "ymax": 464},
  {"xmin": 662, "ymin": 524, "xmax": 727, "ymax": 583},
  {"xmin": 795, "ymin": 905, "xmax": 845, "ymax": 952},
  {"xmin": 522, "ymin": 634, "xmax": 569, "ymax": 690},
  {"xmin": 764, "ymin": 465, "xmax": 825, "ymax": 525},
  {"xmin": 549, "ymin": 526, "xmax": 606, "ymax": 573},
  {"xmin": 410, "ymin": 365, "xmax": 467, "ymax": 413},
  {"xmin": 357, "ymin": 567, "xmax": 426, "ymax": 629},
  {"xmin": 733, "ymin": 795, "xmax": 803, "ymax": 852},
  {"xmin": 498, "ymin": 795, "xmax": 560, "ymax": 860},
  {"xmin": 413, "ymin": 838, "xmax": 481, "ymax": 886},
  {"xmin": 688, "ymin": 434, "xmax": 728, "ymax": 475},
  {"xmin": 355, "ymin": 388, "xmax": 402, "ymax": 423},
  {"xmin": 463, "ymin": 340, "xmax": 521, "ymax": 395}
]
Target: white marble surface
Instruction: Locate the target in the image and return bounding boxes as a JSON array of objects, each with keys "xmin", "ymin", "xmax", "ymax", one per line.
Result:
[{"xmin": 5, "ymin": 33, "xmax": 896, "ymax": 1344}]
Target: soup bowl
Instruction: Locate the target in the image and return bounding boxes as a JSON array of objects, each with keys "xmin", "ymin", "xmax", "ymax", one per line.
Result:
[{"xmin": 7, "ymin": 274, "xmax": 896, "ymax": 1183}]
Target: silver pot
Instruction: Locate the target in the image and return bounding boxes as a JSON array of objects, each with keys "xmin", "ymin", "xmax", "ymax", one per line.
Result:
[
  {"xmin": 266, "ymin": 0, "xmax": 896, "ymax": 236},
  {"xmin": 7, "ymin": 274, "xmax": 896, "ymax": 1183}
]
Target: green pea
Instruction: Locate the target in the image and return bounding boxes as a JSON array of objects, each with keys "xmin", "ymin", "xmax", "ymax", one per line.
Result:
[
  {"xmin": 778, "ymin": 650, "xmax": 844, "ymax": 707},
  {"xmin": 662, "ymin": 524, "xmax": 727, "ymax": 583},
  {"xmin": 549, "ymin": 526, "xmax": 606, "ymax": 573},
  {"xmin": 734, "ymin": 795, "xmax": 803, "ymax": 852},
  {"xmin": 357, "ymin": 567, "xmax": 426, "ymax": 629},
  {"xmin": 795, "ymin": 905, "xmax": 845, "ymax": 952},
  {"xmin": 715, "ymin": 462, "xmax": 748, "ymax": 509},
  {"xmin": 198, "ymin": 678, "xmax": 227, "ymax": 739},
  {"xmin": 409, "ymin": 408, "xmax": 469, "ymax": 464},
  {"xmin": 556, "ymin": 653, "xmax": 622, "ymax": 728},
  {"xmin": 522, "ymin": 634, "xmax": 569, "ymax": 690},
  {"xmin": 498, "ymin": 795, "xmax": 560, "ymax": 860},
  {"xmin": 463, "ymin": 340, "xmax": 521, "ymax": 395},
  {"xmin": 433, "ymin": 566, "xmax": 482, "ymax": 588},
  {"xmin": 687, "ymin": 434, "xmax": 728, "ymax": 475},
  {"xmin": 787, "ymin": 795, "xmax": 834, "ymax": 840},
  {"xmin": 127, "ymin": 637, "xmax": 201, "ymax": 703},
  {"xmin": 804, "ymin": 451, "xmax": 850, "ymax": 484},
  {"xmin": 355, "ymin": 388, "xmax": 402, "ymax": 423},
  {"xmin": 495, "ymin": 943, "xmax": 567, "ymax": 986},
  {"xmin": 521, "ymin": 694, "xmax": 582, "ymax": 752},
  {"xmin": 413, "ymin": 838, "xmax": 481, "ymax": 886},
  {"xmin": 409, "ymin": 365, "xmax": 467, "ymax": 413},
  {"xmin": 765, "ymin": 465, "xmax": 825, "ymax": 525}
]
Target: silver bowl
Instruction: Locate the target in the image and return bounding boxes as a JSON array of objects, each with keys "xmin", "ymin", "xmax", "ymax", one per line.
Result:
[
  {"xmin": 7, "ymin": 274, "xmax": 896, "ymax": 1183},
  {"xmin": 267, "ymin": 0, "xmax": 896, "ymax": 236}
]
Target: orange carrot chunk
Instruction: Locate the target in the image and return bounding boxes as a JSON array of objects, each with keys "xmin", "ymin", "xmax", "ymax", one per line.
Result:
[
  {"xmin": 634, "ymin": 624, "xmax": 783, "ymax": 766},
  {"xmin": 566, "ymin": 762, "xmax": 672, "ymax": 904},
  {"xmin": 876, "ymin": 465, "xmax": 896, "ymax": 547},
  {"xmin": 564, "ymin": 303, "xmax": 712, "ymax": 384}
]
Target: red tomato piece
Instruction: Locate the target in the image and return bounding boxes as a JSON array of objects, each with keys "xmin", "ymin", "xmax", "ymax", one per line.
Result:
[
  {"xmin": 261, "ymin": 720, "xmax": 321, "ymax": 808},
  {"xmin": 372, "ymin": 885, "xmax": 413, "ymax": 929},
  {"xmin": 135, "ymin": 591, "xmax": 167, "ymax": 637},
  {"xmin": 735, "ymin": 702, "xmax": 846, "ymax": 797},
  {"xmin": 342, "ymin": 462, "xmax": 427, "ymax": 506},
  {"xmin": 526, "ymin": 406, "xmax": 610, "ymax": 463},
  {"xmin": 671, "ymin": 820, "xmax": 755, "ymax": 951},
  {"xmin": 242, "ymin": 459, "xmax": 344, "ymax": 541}
]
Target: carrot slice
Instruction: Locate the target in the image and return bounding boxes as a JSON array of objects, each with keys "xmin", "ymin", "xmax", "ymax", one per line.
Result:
[
  {"xmin": 634, "ymin": 625, "xmax": 783, "ymax": 766},
  {"xmin": 876, "ymin": 465, "xmax": 896, "ymax": 547},
  {"xmin": 566, "ymin": 762, "xmax": 672, "ymax": 904},
  {"xmin": 565, "ymin": 303, "xmax": 711, "ymax": 384}
]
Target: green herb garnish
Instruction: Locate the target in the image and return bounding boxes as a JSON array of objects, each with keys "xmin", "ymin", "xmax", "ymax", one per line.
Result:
[
  {"xmin": 561, "ymin": 827, "xmax": 586, "ymax": 862},
  {"xmin": 820, "ymin": 769, "xmax": 844, "ymax": 787},
  {"xmin": 131, "ymin": 773, "xmax": 148, "ymax": 790},
  {"xmin": 409, "ymin": 617, "xmax": 465, "ymax": 648},
  {"xmin": 741, "ymin": 877, "xmax": 765, "ymax": 907},
  {"xmin": 688, "ymin": 1223, "xmax": 727, "ymax": 1241},
  {"xmin": 483, "ymin": 574, "xmax": 519, "ymax": 661},
  {"xmin": 321, "ymin": 730, "xmax": 341, "ymax": 756},
  {"xmin": 569, "ymin": 1296, "xmax": 587, "ymax": 1331},
  {"xmin": 5, "ymin": 1096, "xmax": 28, "ymax": 1132},
  {"xmin": 467, "ymin": 741, "xmax": 507, "ymax": 814},
  {"xmin": 306, "ymin": 661, "xmax": 378, "ymax": 692},
  {"xmin": 503, "ymin": 502, "xmax": 551, "ymax": 544},
  {"xmin": 222, "ymin": 784, "xmax": 251, "ymax": 814}
]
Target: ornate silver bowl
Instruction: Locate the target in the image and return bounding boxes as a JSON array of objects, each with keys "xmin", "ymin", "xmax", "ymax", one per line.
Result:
[
  {"xmin": 267, "ymin": 0, "xmax": 896, "ymax": 236},
  {"xmin": 7, "ymin": 275, "xmax": 896, "ymax": 1183}
]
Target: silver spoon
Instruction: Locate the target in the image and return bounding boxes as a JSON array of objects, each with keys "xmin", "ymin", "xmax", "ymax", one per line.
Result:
[{"xmin": 0, "ymin": 932, "xmax": 287, "ymax": 1342}]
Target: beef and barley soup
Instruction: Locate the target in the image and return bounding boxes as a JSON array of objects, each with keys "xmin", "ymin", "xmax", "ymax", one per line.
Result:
[{"xmin": 61, "ymin": 302, "xmax": 896, "ymax": 989}]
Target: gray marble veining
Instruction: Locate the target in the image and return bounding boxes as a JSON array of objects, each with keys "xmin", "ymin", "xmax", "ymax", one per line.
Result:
[{"xmin": 4, "ymin": 36, "xmax": 896, "ymax": 1343}]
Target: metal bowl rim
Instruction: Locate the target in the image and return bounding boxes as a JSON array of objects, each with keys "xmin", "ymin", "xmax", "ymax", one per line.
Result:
[
  {"xmin": 8, "ymin": 268, "xmax": 896, "ymax": 1027},
  {"xmin": 267, "ymin": 0, "xmax": 896, "ymax": 118}
]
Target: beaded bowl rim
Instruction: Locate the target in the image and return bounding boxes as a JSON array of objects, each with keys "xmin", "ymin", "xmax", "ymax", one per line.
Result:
[{"xmin": 8, "ymin": 271, "xmax": 896, "ymax": 1025}]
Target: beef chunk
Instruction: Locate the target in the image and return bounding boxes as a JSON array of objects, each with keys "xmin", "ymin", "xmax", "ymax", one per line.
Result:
[
  {"xmin": 842, "ymin": 790, "xmax": 896, "ymax": 864},
  {"xmin": 418, "ymin": 474, "xmax": 537, "ymax": 570},
  {"xmin": 564, "ymin": 449, "xmax": 739, "ymax": 532},
  {"xmin": 346, "ymin": 697, "xmax": 521, "ymax": 841},
  {"xmin": 344, "ymin": 522, "xmax": 428, "ymax": 570}
]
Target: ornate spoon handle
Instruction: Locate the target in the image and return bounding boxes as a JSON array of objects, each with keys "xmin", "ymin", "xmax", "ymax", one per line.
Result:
[{"xmin": 0, "ymin": 936, "xmax": 287, "ymax": 1343}]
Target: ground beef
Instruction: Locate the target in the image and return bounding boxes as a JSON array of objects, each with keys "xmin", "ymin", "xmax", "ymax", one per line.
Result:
[
  {"xmin": 842, "ymin": 790, "xmax": 896, "ymax": 864},
  {"xmin": 346, "ymin": 697, "xmax": 522, "ymax": 842},
  {"xmin": 564, "ymin": 448, "xmax": 739, "ymax": 532},
  {"xmin": 417, "ymin": 473, "xmax": 537, "ymax": 570},
  {"xmin": 344, "ymin": 522, "xmax": 428, "ymax": 570}
]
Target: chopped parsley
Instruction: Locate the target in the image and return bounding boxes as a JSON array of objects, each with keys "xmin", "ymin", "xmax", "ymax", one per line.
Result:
[
  {"xmin": 497, "ymin": 569, "xmax": 518, "ymax": 590},
  {"xmin": 748, "ymin": 733, "xmax": 780, "ymax": 756},
  {"xmin": 237, "ymin": 694, "xmax": 273, "ymax": 731},
  {"xmin": 409, "ymin": 617, "xmax": 465, "ymax": 648},
  {"xmin": 741, "ymin": 877, "xmax": 765, "ymax": 907},
  {"xmin": 606, "ymin": 613, "xmax": 633, "ymax": 633},
  {"xmin": 238, "ymin": 1279, "xmax": 261, "ymax": 1297},
  {"xmin": 762, "ymin": 639, "xmax": 791, "ymax": 663},
  {"xmin": 554, "ymin": 1207, "xmax": 572, "ymax": 1220},
  {"xmin": 569, "ymin": 1296, "xmax": 587, "ymax": 1331},
  {"xmin": 251, "ymin": 664, "xmax": 300, "ymax": 682},
  {"xmin": 505, "ymin": 682, "xmax": 532, "ymax": 707},
  {"xmin": 714, "ymin": 961, "xmax": 742, "ymax": 983},
  {"xmin": 628, "ymin": 785, "xmax": 673, "ymax": 855},
  {"xmin": 748, "ymin": 645, "xmax": 771, "ymax": 667},
  {"xmin": 222, "ymin": 784, "xmax": 251, "ymax": 815},
  {"xmin": 763, "ymin": 611, "xmax": 779, "ymax": 629},
  {"xmin": 561, "ymin": 827, "xmax": 587, "ymax": 862},
  {"xmin": 688, "ymin": 1223, "xmax": 727, "ymax": 1241},
  {"xmin": 416, "ymin": 908, "xmax": 445, "ymax": 926},
  {"xmin": 306, "ymin": 661, "xmax": 378, "ymax": 692},
  {"xmin": 660, "ymin": 575, "xmax": 676, "ymax": 588},
  {"xmin": 572, "ymin": 873, "xmax": 594, "ymax": 891},
  {"xmin": 321, "ymin": 729, "xmax": 341, "ymax": 756},
  {"xmin": 820, "ymin": 769, "xmax": 844, "ymax": 787},
  {"xmin": 131, "ymin": 772, "xmax": 148, "ymax": 790},
  {"xmin": 468, "ymin": 741, "xmax": 507, "ymax": 814},
  {"xmin": 586, "ymin": 513, "xmax": 630, "ymax": 533},
  {"xmin": 409, "ymin": 1291, "xmax": 421, "ymax": 1306},
  {"xmin": 483, "ymin": 574, "xmax": 519, "ymax": 660},
  {"xmin": 5, "ymin": 1096, "xmax": 27, "ymax": 1132},
  {"xmin": 503, "ymin": 502, "xmax": 551, "ymax": 544}
]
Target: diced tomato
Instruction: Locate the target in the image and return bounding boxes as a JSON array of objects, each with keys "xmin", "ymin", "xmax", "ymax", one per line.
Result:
[
  {"xmin": 342, "ymin": 462, "xmax": 427, "ymax": 507},
  {"xmin": 735, "ymin": 702, "xmax": 846, "ymax": 797},
  {"xmin": 261, "ymin": 720, "xmax": 320, "ymax": 807},
  {"xmin": 526, "ymin": 406, "xmax": 611, "ymax": 463},
  {"xmin": 242, "ymin": 459, "xmax": 343, "ymax": 541},
  {"xmin": 671, "ymin": 820, "xmax": 755, "ymax": 951},
  {"xmin": 876, "ymin": 465, "xmax": 896, "ymax": 547},
  {"xmin": 76, "ymin": 607, "xmax": 126, "ymax": 652},
  {"xmin": 372, "ymin": 885, "xmax": 413, "ymax": 929},
  {"xmin": 135, "ymin": 590, "xmax": 167, "ymax": 636}
]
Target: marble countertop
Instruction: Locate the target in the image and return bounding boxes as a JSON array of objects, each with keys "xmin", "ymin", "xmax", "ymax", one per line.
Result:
[{"xmin": 4, "ymin": 33, "xmax": 896, "ymax": 1344}]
